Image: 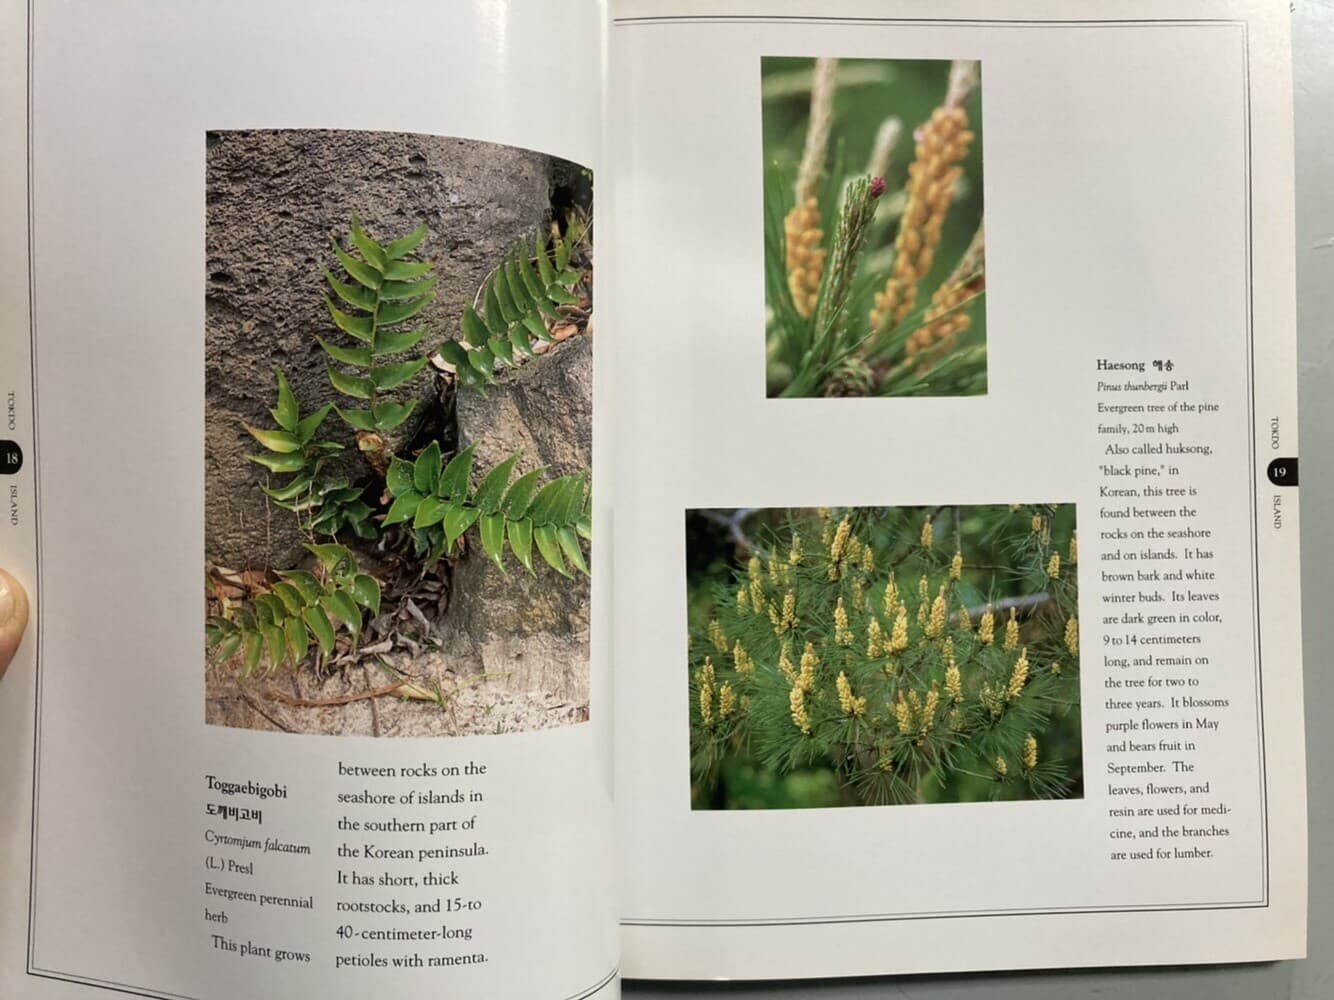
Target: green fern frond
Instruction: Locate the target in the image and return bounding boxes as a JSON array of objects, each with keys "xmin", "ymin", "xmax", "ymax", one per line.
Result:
[
  {"xmin": 383, "ymin": 442, "xmax": 590, "ymax": 575},
  {"xmin": 245, "ymin": 368, "xmax": 377, "ymax": 541},
  {"xmin": 439, "ymin": 229, "xmax": 584, "ymax": 395},
  {"xmin": 323, "ymin": 213, "xmax": 434, "ymax": 431},
  {"xmin": 206, "ymin": 544, "xmax": 382, "ymax": 676}
]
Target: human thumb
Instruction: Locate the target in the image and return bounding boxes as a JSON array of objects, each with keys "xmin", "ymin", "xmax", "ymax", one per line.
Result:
[{"xmin": 0, "ymin": 569, "xmax": 31, "ymax": 682}]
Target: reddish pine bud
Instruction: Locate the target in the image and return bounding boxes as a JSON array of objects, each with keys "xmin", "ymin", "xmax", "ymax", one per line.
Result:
[{"xmin": 869, "ymin": 176, "xmax": 886, "ymax": 198}]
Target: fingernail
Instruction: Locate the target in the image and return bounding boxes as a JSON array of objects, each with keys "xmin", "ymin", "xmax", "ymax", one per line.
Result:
[{"xmin": 0, "ymin": 576, "xmax": 13, "ymax": 626}]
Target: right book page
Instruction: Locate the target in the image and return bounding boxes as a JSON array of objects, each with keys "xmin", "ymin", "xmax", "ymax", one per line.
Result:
[{"xmin": 607, "ymin": 0, "xmax": 1306, "ymax": 981}]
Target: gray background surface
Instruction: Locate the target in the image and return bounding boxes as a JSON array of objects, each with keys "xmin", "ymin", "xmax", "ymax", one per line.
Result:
[{"xmin": 625, "ymin": 2, "xmax": 1333, "ymax": 995}]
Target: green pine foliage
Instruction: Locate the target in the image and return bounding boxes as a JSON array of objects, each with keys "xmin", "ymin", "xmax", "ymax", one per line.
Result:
[
  {"xmin": 687, "ymin": 505, "xmax": 1080, "ymax": 808},
  {"xmin": 438, "ymin": 229, "xmax": 583, "ymax": 395},
  {"xmin": 206, "ymin": 543, "xmax": 381, "ymax": 676},
  {"xmin": 321, "ymin": 213, "xmax": 435, "ymax": 432},
  {"xmin": 383, "ymin": 441, "xmax": 591, "ymax": 576}
]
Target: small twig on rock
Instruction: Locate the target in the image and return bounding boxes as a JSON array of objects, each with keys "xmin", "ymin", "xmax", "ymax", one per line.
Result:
[
  {"xmin": 265, "ymin": 681, "xmax": 408, "ymax": 707},
  {"xmin": 240, "ymin": 690, "xmax": 294, "ymax": 732}
]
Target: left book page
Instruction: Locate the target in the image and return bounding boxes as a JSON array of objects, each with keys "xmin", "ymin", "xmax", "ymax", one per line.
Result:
[{"xmin": 0, "ymin": 3, "xmax": 616, "ymax": 999}]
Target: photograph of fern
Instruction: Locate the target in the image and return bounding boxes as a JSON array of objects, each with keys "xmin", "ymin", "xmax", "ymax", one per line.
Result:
[
  {"xmin": 203, "ymin": 130, "xmax": 593, "ymax": 738},
  {"xmin": 686, "ymin": 505, "xmax": 1082, "ymax": 809},
  {"xmin": 764, "ymin": 58, "xmax": 987, "ymax": 398}
]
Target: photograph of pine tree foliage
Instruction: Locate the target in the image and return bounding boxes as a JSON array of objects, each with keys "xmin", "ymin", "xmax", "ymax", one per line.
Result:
[
  {"xmin": 763, "ymin": 57, "xmax": 986, "ymax": 398},
  {"xmin": 687, "ymin": 505, "xmax": 1081, "ymax": 809}
]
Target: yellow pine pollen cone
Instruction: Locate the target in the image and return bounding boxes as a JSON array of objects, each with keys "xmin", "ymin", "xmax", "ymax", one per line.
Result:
[
  {"xmin": 1007, "ymin": 647, "xmax": 1030, "ymax": 701},
  {"xmin": 1003, "ymin": 607, "xmax": 1019, "ymax": 651},
  {"xmin": 789, "ymin": 685, "xmax": 812, "ymax": 735},
  {"xmin": 870, "ymin": 106, "xmax": 974, "ymax": 333},
  {"xmin": 779, "ymin": 641, "xmax": 798, "ymax": 685},
  {"xmin": 926, "ymin": 585, "xmax": 948, "ymax": 639},
  {"xmin": 945, "ymin": 657, "xmax": 962, "ymax": 701},
  {"xmin": 1022, "ymin": 732, "xmax": 1038, "ymax": 771},
  {"xmin": 798, "ymin": 641, "xmax": 819, "ymax": 693},
  {"xmin": 905, "ymin": 275, "xmax": 974, "ymax": 371},
  {"xmin": 894, "ymin": 692, "xmax": 914, "ymax": 734},
  {"xmin": 978, "ymin": 606, "xmax": 995, "ymax": 645},
  {"xmin": 834, "ymin": 598, "xmax": 854, "ymax": 646},
  {"xmin": 708, "ymin": 618, "xmax": 728, "ymax": 653},
  {"xmin": 697, "ymin": 657, "xmax": 716, "ymax": 726},
  {"xmin": 837, "ymin": 671, "xmax": 867, "ymax": 717},
  {"xmin": 719, "ymin": 681, "xmax": 737, "ymax": 720},
  {"xmin": 784, "ymin": 197, "xmax": 825, "ymax": 319},
  {"xmin": 867, "ymin": 618, "xmax": 885, "ymax": 658},
  {"xmin": 890, "ymin": 606, "xmax": 910, "ymax": 653}
]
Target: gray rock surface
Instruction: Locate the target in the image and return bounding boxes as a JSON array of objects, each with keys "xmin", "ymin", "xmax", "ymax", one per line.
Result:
[
  {"xmin": 440, "ymin": 335, "xmax": 593, "ymax": 702},
  {"xmin": 205, "ymin": 129, "xmax": 552, "ymax": 568}
]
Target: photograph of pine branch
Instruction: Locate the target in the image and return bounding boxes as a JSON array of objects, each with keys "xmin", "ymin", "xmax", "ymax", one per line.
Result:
[
  {"xmin": 687, "ymin": 505, "xmax": 1081, "ymax": 809},
  {"xmin": 763, "ymin": 57, "xmax": 986, "ymax": 398}
]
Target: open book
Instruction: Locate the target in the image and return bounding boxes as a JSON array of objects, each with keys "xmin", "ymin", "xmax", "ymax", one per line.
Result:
[{"xmin": 0, "ymin": 0, "xmax": 1307, "ymax": 996}]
